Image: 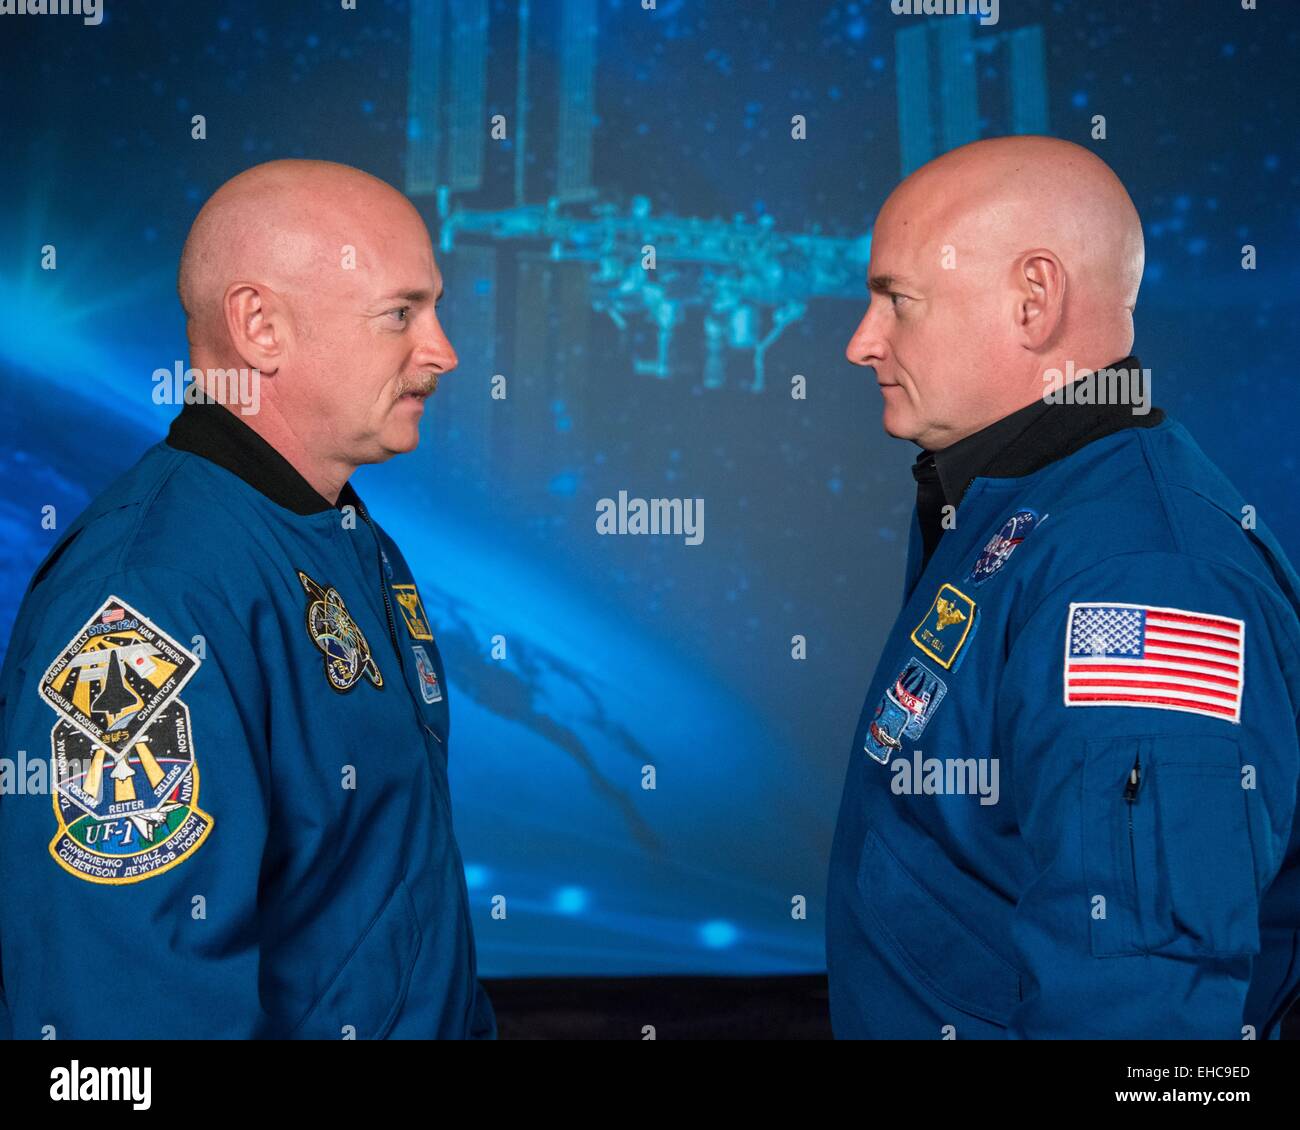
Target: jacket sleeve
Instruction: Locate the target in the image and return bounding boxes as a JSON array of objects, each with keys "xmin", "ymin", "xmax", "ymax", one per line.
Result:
[
  {"xmin": 996, "ymin": 550, "xmax": 1300, "ymax": 1039},
  {"xmin": 0, "ymin": 567, "xmax": 274, "ymax": 1038}
]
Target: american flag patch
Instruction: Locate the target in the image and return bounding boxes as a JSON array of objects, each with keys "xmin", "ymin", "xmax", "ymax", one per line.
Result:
[{"xmin": 1064, "ymin": 602, "xmax": 1244, "ymax": 723}]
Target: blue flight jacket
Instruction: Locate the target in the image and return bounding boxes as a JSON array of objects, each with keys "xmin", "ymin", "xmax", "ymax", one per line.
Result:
[
  {"xmin": 827, "ymin": 415, "xmax": 1300, "ymax": 1039},
  {"xmin": 0, "ymin": 403, "xmax": 495, "ymax": 1039}
]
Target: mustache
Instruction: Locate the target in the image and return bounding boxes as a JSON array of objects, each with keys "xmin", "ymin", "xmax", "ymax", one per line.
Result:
[{"xmin": 396, "ymin": 373, "xmax": 440, "ymax": 397}]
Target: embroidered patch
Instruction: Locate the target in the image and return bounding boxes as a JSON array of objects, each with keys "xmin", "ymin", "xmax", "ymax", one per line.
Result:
[
  {"xmin": 911, "ymin": 583, "xmax": 977, "ymax": 670},
  {"xmin": 864, "ymin": 657, "xmax": 948, "ymax": 764},
  {"xmin": 412, "ymin": 645, "xmax": 444, "ymax": 704},
  {"xmin": 39, "ymin": 596, "xmax": 210, "ymax": 885},
  {"xmin": 297, "ymin": 571, "xmax": 384, "ymax": 692},
  {"xmin": 40, "ymin": 596, "xmax": 200, "ymax": 757},
  {"xmin": 49, "ymin": 700, "xmax": 214, "ymax": 885},
  {"xmin": 391, "ymin": 583, "xmax": 433, "ymax": 641},
  {"xmin": 1064, "ymin": 602, "xmax": 1245, "ymax": 723},
  {"xmin": 970, "ymin": 508, "xmax": 1043, "ymax": 585}
]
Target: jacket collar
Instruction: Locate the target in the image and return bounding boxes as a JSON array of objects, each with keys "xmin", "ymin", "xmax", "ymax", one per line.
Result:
[
  {"xmin": 165, "ymin": 399, "xmax": 355, "ymax": 516},
  {"xmin": 918, "ymin": 355, "xmax": 1163, "ymax": 508}
]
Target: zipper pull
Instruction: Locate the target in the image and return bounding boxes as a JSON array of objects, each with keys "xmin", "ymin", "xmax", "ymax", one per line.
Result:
[{"xmin": 1123, "ymin": 751, "xmax": 1142, "ymax": 802}]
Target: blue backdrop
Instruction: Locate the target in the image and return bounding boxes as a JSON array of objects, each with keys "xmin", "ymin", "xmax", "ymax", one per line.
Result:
[{"xmin": 1, "ymin": 0, "xmax": 1297, "ymax": 977}]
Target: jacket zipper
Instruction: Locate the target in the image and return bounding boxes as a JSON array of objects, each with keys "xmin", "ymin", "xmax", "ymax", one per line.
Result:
[
  {"xmin": 354, "ymin": 497, "xmax": 403, "ymax": 665},
  {"xmin": 354, "ymin": 496, "xmax": 447, "ymax": 752},
  {"xmin": 1123, "ymin": 750, "xmax": 1143, "ymax": 933}
]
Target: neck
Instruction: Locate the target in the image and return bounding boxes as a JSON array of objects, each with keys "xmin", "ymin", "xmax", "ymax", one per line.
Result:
[{"xmin": 227, "ymin": 399, "xmax": 352, "ymax": 505}]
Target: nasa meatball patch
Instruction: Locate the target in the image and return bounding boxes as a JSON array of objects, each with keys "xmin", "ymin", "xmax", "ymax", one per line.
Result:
[{"xmin": 969, "ymin": 508, "xmax": 1043, "ymax": 585}]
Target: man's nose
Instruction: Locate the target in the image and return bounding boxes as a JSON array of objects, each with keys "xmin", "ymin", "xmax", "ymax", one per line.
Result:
[
  {"xmin": 845, "ymin": 302, "xmax": 888, "ymax": 368},
  {"xmin": 415, "ymin": 312, "xmax": 458, "ymax": 374}
]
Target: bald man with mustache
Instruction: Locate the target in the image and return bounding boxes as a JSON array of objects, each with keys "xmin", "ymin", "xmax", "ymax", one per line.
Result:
[
  {"xmin": 0, "ymin": 160, "xmax": 496, "ymax": 1039},
  {"xmin": 827, "ymin": 136, "xmax": 1300, "ymax": 1039}
]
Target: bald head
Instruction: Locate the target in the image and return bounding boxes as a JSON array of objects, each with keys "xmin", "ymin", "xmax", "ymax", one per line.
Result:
[
  {"xmin": 847, "ymin": 135, "xmax": 1146, "ymax": 450},
  {"xmin": 179, "ymin": 159, "xmax": 423, "ymax": 352},
  {"xmin": 176, "ymin": 158, "xmax": 457, "ymax": 502}
]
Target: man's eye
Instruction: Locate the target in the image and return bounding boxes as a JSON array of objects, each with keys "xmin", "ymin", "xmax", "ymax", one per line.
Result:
[
  {"xmin": 890, "ymin": 293, "xmax": 909, "ymax": 308},
  {"xmin": 387, "ymin": 306, "xmax": 411, "ymax": 324}
]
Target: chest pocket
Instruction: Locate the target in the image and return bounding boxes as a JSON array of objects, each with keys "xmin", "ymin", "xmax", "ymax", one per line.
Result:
[
  {"xmin": 1082, "ymin": 734, "xmax": 1260, "ymax": 958},
  {"xmin": 857, "ymin": 829, "xmax": 1022, "ymax": 1027}
]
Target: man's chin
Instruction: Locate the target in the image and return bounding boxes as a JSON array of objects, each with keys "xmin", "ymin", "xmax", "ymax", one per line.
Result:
[
  {"xmin": 388, "ymin": 431, "xmax": 422, "ymax": 455},
  {"xmin": 376, "ymin": 421, "xmax": 423, "ymax": 459},
  {"xmin": 880, "ymin": 403, "xmax": 919, "ymax": 443}
]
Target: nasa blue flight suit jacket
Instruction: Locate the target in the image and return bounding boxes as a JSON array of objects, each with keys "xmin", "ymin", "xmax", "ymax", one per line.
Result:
[
  {"xmin": 827, "ymin": 393, "xmax": 1300, "ymax": 1039},
  {"xmin": 0, "ymin": 401, "xmax": 495, "ymax": 1039}
]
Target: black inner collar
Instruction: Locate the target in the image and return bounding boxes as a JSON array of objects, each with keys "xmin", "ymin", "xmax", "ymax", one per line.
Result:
[
  {"xmin": 920, "ymin": 355, "xmax": 1164, "ymax": 508},
  {"xmin": 165, "ymin": 399, "xmax": 347, "ymax": 516}
]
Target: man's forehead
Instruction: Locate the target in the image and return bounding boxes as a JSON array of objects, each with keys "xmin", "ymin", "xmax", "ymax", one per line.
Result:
[
  {"xmin": 867, "ymin": 221, "xmax": 924, "ymax": 287},
  {"xmin": 867, "ymin": 193, "xmax": 963, "ymax": 287},
  {"xmin": 345, "ymin": 226, "xmax": 438, "ymax": 294}
]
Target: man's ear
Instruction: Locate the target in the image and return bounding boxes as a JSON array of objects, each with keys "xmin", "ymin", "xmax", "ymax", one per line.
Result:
[
  {"xmin": 222, "ymin": 282, "xmax": 289, "ymax": 375},
  {"xmin": 1013, "ymin": 250, "xmax": 1065, "ymax": 349}
]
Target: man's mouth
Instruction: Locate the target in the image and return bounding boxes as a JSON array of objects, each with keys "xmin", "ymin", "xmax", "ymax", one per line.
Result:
[{"xmin": 399, "ymin": 379, "xmax": 437, "ymax": 401}]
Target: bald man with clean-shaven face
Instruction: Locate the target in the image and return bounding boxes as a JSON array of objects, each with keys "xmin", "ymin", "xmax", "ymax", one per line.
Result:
[{"xmin": 827, "ymin": 136, "xmax": 1300, "ymax": 1040}]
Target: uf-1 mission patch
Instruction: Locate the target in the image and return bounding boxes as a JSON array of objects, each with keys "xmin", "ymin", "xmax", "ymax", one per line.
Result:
[{"xmin": 49, "ymin": 698, "xmax": 213, "ymax": 884}]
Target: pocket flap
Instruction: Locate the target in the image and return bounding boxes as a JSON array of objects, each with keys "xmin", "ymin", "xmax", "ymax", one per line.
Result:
[
  {"xmin": 290, "ymin": 878, "xmax": 423, "ymax": 1040},
  {"xmin": 858, "ymin": 829, "xmax": 1021, "ymax": 1026}
]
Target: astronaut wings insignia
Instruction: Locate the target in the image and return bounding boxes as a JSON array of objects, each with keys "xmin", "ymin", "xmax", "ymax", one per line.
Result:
[{"xmin": 934, "ymin": 598, "xmax": 967, "ymax": 632}]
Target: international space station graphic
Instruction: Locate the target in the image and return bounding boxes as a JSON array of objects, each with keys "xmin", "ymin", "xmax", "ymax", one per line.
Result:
[{"xmin": 402, "ymin": 1, "xmax": 1047, "ymax": 395}]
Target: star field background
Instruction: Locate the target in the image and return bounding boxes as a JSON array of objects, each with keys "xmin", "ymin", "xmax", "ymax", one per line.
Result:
[{"xmin": 1, "ymin": 0, "xmax": 1298, "ymax": 977}]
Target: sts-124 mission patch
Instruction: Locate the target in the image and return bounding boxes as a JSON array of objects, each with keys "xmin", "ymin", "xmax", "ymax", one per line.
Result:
[{"xmin": 40, "ymin": 596, "xmax": 200, "ymax": 756}]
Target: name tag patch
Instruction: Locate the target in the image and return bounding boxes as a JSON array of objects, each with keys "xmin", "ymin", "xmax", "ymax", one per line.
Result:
[{"xmin": 911, "ymin": 583, "xmax": 977, "ymax": 670}]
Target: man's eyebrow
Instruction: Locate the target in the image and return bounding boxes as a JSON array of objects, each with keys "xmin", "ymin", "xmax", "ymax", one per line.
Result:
[
  {"xmin": 375, "ymin": 287, "xmax": 437, "ymax": 304},
  {"xmin": 868, "ymin": 274, "xmax": 912, "ymax": 293}
]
